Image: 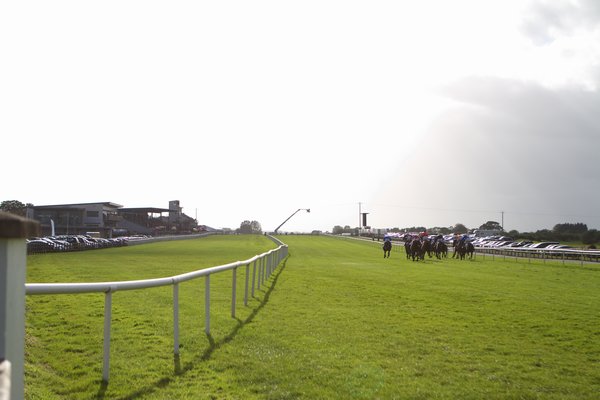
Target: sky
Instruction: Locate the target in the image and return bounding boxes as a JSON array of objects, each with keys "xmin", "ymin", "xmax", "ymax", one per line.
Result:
[{"xmin": 2, "ymin": 0, "xmax": 599, "ymax": 233}]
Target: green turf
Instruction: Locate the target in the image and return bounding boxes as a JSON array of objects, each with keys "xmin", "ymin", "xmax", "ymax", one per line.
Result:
[{"xmin": 24, "ymin": 235, "xmax": 600, "ymax": 399}]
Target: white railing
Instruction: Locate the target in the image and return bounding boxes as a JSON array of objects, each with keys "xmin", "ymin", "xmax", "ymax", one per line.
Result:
[
  {"xmin": 474, "ymin": 245, "xmax": 600, "ymax": 264},
  {"xmin": 25, "ymin": 235, "xmax": 288, "ymax": 383}
]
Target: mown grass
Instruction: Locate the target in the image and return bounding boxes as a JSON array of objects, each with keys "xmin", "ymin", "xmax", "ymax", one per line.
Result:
[{"xmin": 25, "ymin": 235, "xmax": 600, "ymax": 399}]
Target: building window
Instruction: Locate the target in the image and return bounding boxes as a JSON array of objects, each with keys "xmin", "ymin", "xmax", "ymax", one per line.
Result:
[{"xmin": 87, "ymin": 211, "xmax": 99, "ymax": 218}]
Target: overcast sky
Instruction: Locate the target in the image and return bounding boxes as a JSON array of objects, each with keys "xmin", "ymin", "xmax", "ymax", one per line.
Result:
[{"xmin": 2, "ymin": 0, "xmax": 599, "ymax": 233}]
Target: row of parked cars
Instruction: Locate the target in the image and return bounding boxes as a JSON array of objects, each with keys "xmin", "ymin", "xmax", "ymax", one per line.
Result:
[
  {"xmin": 27, "ymin": 235, "xmax": 132, "ymax": 254},
  {"xmin": 471, "ymin": 236, "xmax": 572, "ymax": 250}
]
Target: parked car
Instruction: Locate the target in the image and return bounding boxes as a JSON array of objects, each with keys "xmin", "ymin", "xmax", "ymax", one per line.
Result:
[
  {"xmin": 529, "ymin": 242, "xmax": 560, "ymax": 249},
  {"xmin": 27, "ymin": 239, "xmax": 57, "ymax": 253}
]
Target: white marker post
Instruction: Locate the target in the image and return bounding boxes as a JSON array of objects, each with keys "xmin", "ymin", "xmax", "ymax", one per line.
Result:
[{"xmin": 0, "ymin": 212, "xmax": 39, "ymax": 400}]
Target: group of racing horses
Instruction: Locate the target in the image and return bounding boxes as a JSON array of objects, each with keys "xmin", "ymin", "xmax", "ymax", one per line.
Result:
[{"xmin": 383, "ymin": 236, "xmax": 475, "ymax": 261}]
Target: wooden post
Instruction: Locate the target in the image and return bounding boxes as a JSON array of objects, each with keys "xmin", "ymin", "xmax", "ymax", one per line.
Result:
[{"xmin": 0, "ymin": 212, "xmax": 39, "ymax": 400}]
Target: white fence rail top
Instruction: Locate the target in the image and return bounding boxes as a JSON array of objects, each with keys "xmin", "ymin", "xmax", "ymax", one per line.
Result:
[{"xmin": 26, "ymin": 247, "xmax": 278, "ymax": 295}]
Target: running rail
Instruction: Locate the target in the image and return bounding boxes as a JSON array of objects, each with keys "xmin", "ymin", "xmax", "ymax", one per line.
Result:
[{"xmin": 25, "ymin": 235, "xmax": 288, "ymax": 383}]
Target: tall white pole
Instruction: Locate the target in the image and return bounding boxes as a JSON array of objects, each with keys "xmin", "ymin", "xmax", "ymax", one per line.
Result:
[{"xmin": 358, "ymin": 202, "xmax": 361, "ymax": 236}]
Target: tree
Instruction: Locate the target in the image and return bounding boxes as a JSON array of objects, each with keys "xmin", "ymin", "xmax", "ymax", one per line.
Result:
[
  {"xmin": 238, "ymin": 220, "xmax": 252, "ymax": 234},
  {"xmin": 238, "ymin": 220, "xmax": 262, "ymax": 234},
  {"xmin": 507, "ymin": 229, "xmax": 520, "ymax": 238},
  {"xmin": 479, "ymin": 221, "xmax": 503, "ymax": 231},
  {"xmin": 250, "ymin": 220, "xmax": 262, "ymax": 234},
  {"xmin": 582, "ymin": 229, "xmax": 599, "ymax": 245},
  {"xmin": 403, "ymin": 226, "xmax": 427, "ymax": 233},
  {"xmin": 0, "ymin": 200, "xmax": 28, "ymax": 216},
  {"xmin": 451, "ymin": 223, "xmax": 468, "ymax": 234},
  {"xmin": 553, "ymin": 223, "xmax": 588, "ymax": 234},
  {"xmin": 429, "ymin": 226, "xmax": 451, "ymax": 234}
]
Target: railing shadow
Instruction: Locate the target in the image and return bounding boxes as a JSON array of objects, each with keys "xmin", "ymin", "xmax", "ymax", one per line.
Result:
[{"xmin": 100, "ymin": 255, "xmax": 289, "ymax": 400}]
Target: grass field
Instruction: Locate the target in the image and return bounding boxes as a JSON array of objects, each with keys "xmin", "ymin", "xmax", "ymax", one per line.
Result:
[{"xmin": 24, "ymin": 235, "xmax": 600, "ymax": 399}]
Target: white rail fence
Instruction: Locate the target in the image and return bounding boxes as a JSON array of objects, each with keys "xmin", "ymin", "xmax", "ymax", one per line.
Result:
[
  {"xmin": 25, "ymin": 235, "xmax": 288, "ymax": 383},
  {"xmin": 474, "ymin": 245, "xmax": 600, "ymax": 264}
]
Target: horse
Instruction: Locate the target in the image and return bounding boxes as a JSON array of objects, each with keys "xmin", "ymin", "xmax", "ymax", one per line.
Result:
[
  {"xmin": 383, "ymin": 240, "xmax": 392, "ymax": 258},
  {"xmin": 454, "ymin": 240, "xmax": 474, "ymax": 260},
  {"xmin": 421, "ymin": 238, "xmax": 432, "ymax": 258},
  {"xmin": 465, "ymin": 242, "xmax": 475, "ymax": 259},
  {"xmin": 404, "ymin": 238, "xmax": 413, "ymax": 259},
  {"xmin": 409, "ymin": 239, "xmax": 423, "ymax": 261},
  {"xmin": 452, "ymin": 239, "xmax": 459, "ymax": 258},
  {"xmin": 434, "ymin": 240, "xmax": 448, "ymax": 259}
]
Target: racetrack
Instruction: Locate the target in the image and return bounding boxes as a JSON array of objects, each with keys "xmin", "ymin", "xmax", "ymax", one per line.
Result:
[{"xmin": 25, "ymin": 234, "xmax": 600, "ymax": 399}]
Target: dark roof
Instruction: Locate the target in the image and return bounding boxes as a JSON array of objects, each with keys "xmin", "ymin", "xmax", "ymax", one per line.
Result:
[
  {"xmin": 118, "ymin": 207, "xmax": 172, "ymax": 213},
  {"xmin": 33, "ymin": 202, "xmax": 123, "ymax": 208},
  {"xmin": 32, "ymin": 205, "xmax": 84, "ymax": 211}
]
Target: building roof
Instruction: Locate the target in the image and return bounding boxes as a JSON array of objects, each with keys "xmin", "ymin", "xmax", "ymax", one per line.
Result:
[
  {"xmin": 118, "ymin": 207, "xmax": 172, "ymax": 213},
  {"xmin": 33, "ymin": 202, "xmax": 123, "ymax": 209}
]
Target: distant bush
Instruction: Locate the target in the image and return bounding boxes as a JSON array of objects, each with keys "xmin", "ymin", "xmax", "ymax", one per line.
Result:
[{"xmin": 582, "ymin": 229, "xmax": 599, "ymax": 245}]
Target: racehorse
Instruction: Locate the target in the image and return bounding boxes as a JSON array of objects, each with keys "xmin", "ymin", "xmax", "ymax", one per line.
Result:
[
  {"xmin": 421, "ymin": 238, "xmax": 432, "ymax": 258},
  {"xmin": 434, "ymin": 241, "xmax": 448, "ymax": 259},
  {"xmin": 383, "ymin": 240, "xmax": 392, "ymax": 258},
  {"xmin": 454, "ymin": 240, "xmax": 474, "ymax": 260},
  {"xmin": 404, "ymin": 237, "xmax": 413, "ymax": 260},
  {"xmin": 465, "ymin": 241, "xmax": 475, "ymax": 259},
  {"xmin": 409, "ymin": 238, "xmax": 423, "ymax": 261}
]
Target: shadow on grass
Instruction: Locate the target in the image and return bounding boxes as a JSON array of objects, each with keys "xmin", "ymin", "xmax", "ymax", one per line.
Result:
[{"xmin": 98, "ymin": 255, "xmax": 289, "ymax": 400}]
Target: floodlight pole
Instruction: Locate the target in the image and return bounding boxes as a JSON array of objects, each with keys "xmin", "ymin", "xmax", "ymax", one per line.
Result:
[{"xmin": 274, "ymin": 209, "xmax": 310, "ymax": 234}]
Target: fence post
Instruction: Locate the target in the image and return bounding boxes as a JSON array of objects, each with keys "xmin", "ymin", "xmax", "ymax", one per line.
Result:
[
  {"xmin": 251, "ymin": 259, "xmax": 257, "ymax": 297},
  {"xmin": 257, "ymin": 257, "xmax": 262, "ymax": 290},
  {"xmin": 173, "ymin": 283, "xmax": 179, "ymax": 354},
  {"xmin": 231, "ymin": 267, "xmax": 237, "ymax": 318},
  {"xmin": 0, "ymin": 212, "xmax": 39, "ymax": 400},
  {"xmin": 244, "ymin": 263, "xmax": 249, "ymax": 306},
  {"xmin": 266, "ymin": 253, "xmax": 270, "ymax": 278},
  {"xmin": 103, "ymin": 291, "xmax": 113, "ymax": 382},
  {"xmin": 205, "ymin": 275, "xmax": 210, "ymax": 335}
]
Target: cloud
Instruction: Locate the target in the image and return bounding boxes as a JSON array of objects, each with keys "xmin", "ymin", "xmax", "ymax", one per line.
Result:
[
  {"xmin": 440, "ymin": 77, "xmax": 600, "ymax": 140},
  {"xmin": 521, "ymin": 0, "xmax": 600, "ymax": 45},
  {"xmin": 373, "ymin": 76, "xmax": 600, "ymax": 231}
]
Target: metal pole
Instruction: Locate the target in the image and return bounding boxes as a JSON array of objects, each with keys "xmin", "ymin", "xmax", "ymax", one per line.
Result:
[
  {"xmin": 268, "ymin": 253, "xmax": 272, "ymax": 278},
  {"xmin": 274, "ymin": 209, "xmax": 309, "ymax": 234},
  {"xmin": 205, "ymin": 275, "xmax": 210, "ymax": 335},
  {"xmin": 358, "ymin": 202, "xmax": 361, "ymax": 237},
  {"xmin": 244, "ymin": 263, "xmax": 249, "ymax": 306},
  {"xmin": 173, "ymin": 283, "xmax": 179, "ymax": 354},
  {"xmin": 251, "ymin": 259, "xmax": 256, "ymax": 297},
  {"xmin": 256, "ymin": 257, "xmax": 263, "ymax": 290},
  {"xmin": 103, "ymin": 291, "xmax": 112, "ymax": 382},
  {"xmin": 231, "ymin": 268, "xmax": 237, "ymax": 318}
]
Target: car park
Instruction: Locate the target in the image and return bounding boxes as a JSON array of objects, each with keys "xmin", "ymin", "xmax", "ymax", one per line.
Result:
[
  {"xmin": 26, "ymin": 234, "xmax": 133, "ymax": 254},
  {"xmin": 528, "ymin": 242, "xmax": 560, "ymax": 249}
]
